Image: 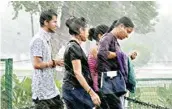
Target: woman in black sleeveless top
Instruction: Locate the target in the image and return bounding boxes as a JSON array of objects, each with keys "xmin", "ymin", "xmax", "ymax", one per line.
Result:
[{"xmin": 62, "ymin": 16, "xmax": 101, "ymax": 109}]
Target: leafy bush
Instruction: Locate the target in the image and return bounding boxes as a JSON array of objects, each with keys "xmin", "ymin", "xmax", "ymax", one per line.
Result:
[{"xmin": 1, "ymin": 74, "xmax": 62, "ymax": 109}]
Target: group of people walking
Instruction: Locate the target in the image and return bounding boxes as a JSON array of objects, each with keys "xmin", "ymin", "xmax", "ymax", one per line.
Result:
[{"xmin": 30, "ymin": 9, "xmax": 137, "ymax": 109}]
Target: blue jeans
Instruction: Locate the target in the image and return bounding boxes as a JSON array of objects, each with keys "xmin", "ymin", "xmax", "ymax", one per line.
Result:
[
  {"xmin": 62, "ymin": 85, "xmax": 94, "ymax": 109},
  {"xmin": 98, "ymin": 92, "xmax": 123, "ymax": 109}
]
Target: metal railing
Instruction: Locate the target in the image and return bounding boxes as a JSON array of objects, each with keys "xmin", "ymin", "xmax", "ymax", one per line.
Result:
[
  {"xmin": 1, "ymin": 58, "xmax": 172, "ymax": 109},
  {"xmin": 127, "ymin": 78, "xmax": 172, "ymax": 109}
]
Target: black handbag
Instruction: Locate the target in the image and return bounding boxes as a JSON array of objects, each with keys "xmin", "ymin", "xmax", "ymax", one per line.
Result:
[{"xmin": 100, "ymin": 71, "xmax": 127, "ymax": 97}]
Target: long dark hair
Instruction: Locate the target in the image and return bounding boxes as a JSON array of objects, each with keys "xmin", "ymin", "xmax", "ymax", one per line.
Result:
[
  {"xmin": 107, "ymin": 16, "xmax": 134, "ymax": 33},
  {"xmin": 88, "ymin": 24, "xmax": 109, "ymax": 41}
]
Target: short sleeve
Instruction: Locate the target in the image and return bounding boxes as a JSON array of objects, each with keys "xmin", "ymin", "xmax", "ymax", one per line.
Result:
[
  {"xmin": 69, "ymin": 43, "xmax": 82, "ymax": 60},
  {"xmin": 30, "ymin": 38, "xmax": 43, "ymax": 57}
]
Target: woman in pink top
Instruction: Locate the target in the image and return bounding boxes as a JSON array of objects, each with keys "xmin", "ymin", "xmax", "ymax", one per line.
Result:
[{"xmin": 88, "ymin": 24, "xmax": 109, "ymax": 92}]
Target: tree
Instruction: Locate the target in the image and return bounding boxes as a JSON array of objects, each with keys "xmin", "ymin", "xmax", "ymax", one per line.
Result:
[
  {"xmin": 10, "ymin": 1, "xmax": 159, "ymax": 60},
  {"xmin": 11, "ymin": 1, "xmax": 40, "ymax": 37},
  {"xmin": 10, "ymin": 1, "xmax": 64, "ymax": 57},
  {"xmin": 11, "ymin": 1, "xmax": 159, "ymax": 36},
  {"xmin": 63, "ymin": 1, "xmax": 159, "ymax": 34}
]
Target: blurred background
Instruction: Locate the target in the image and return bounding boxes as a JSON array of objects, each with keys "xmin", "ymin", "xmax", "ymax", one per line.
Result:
[{"xmin": 1, "ymin": 1, "xmax": 172, "ymax": 109}]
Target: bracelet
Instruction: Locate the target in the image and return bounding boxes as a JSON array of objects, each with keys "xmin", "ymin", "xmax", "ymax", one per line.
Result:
[
  {"xmin": 52, "ymin": 60, "xmax": 56, "ymax": 68},
  {"xmin": 87, "ymin": 87, "xmax": 92, "ymax": 94}
]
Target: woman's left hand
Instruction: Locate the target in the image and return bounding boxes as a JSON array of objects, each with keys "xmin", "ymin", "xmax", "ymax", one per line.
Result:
[{"xmin": 130, "ymin": 51, "xmax": 137, "ymax": 60}]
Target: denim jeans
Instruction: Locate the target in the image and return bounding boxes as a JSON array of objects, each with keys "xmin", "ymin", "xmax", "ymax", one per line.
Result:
[{"xmin": 62, "ymin": 85, "xmax": 94, "ymax": 109}]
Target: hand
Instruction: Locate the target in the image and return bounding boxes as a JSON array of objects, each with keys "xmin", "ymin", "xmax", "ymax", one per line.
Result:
[
  {"xmin": 130, "ymin": 51, "xmax": 137, "ymax": 60},
  {"xmin": 55, "ymin": 59, "xmax": 64, "ymax": 66},
  {"xmin": 47, "ymin": 61, "xmax": 54, "ymax": 68},
  {"xmin": 89, "ymin": 89, "xmax": 101, "ymax": 107}
]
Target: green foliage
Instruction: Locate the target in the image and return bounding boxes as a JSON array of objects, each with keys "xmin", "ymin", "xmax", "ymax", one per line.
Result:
[
  {"xmin": 64, "ymin": 1, "xmax": 159, "ymax": 34},
  {"xmin": 157, "ymin": 85, "xmax": 172, "ymax": 107},
  {"xmin": 10, "ymin": 1, "xmax": 159, "ymax": 58},
  {"xmin": 12, "ymin": 75, "xmax": 32, "ymax": 109},
  {"xmin": 55, "ymin": 80, "xmax": 62, "ymax": 93},
  {"xmin": 128, "ymin": 83, "xmax": 172, "ymax": 109},
  {"xmin": 1, "ymin": 74, "xmax": 62, "ymax": 109},
  {"xmin": 11, "ymin": 1, "xmax": 40, "ymax": 20},
  {"xmin": 11, "ymin": 1, "xmax": 159, "ymax": 34},
  {"xmin": 1, "ymin": 75, "xmax": 8, "ymax": 109},
  {"xmin": 38, "ymin": 1, "xmax": 62, "ymax": 12}
]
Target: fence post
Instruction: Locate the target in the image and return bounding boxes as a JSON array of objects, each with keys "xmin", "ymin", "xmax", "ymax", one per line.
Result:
[{"xmin": 1, "ymin": 58, "xmax": 13, "ymax": 109}]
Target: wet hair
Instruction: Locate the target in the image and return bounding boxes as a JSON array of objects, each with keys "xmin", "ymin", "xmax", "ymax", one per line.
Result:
[
  {"xmin": 88, "ymin": 24, "xmax": 109, "ymax": 41},
  {"xmin": 107, "ymin": 16, "xmax": 134, "ymax": 33},
  {"xmin": 66, "ymin": 16, "xmax": 87, "ymax": 35},
  {"xmin": 88, "ymin": 28, "xmax": 96, "ymax": 41},
  {"xmin": 40, "ymin": 9, "xmax": 57, "ymax": 27}
]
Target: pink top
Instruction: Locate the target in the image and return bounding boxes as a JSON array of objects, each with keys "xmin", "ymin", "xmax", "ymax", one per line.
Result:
[{"xmin": 88, "ymin": 54, "xmax": 99, "ymax": 91}]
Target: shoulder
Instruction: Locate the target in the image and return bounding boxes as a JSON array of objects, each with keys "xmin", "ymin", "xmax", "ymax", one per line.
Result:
[
  {"xmin": 30, "ymin": 34, "xmax": 44, "ymax": 47},
  {"xmin": 30, "ymin": 34, "xmax": 43, "ymax": 48},
  {"xmin": 68, "ymin": 41, "xmax": 81, "ymax": 51},
  {"xmin": 66, "ymin": 41, "xmax": 83, "ymax": 59},
  {"xmin": 99, "ymin": 33, "xmax": 113, "ymax": 45},
  {"xmin": 101, "ymin": 33, "xmax": 113, "ymax": 42}
]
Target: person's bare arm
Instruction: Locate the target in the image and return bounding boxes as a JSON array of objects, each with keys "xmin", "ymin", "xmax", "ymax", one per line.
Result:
[
  {"xmin": 72, "ymin": 60, "xmax": 91, "ymax": 92},
  {"xmin": 33, "ymin": 56, "xmax": 54, "ymax": 69},
  {"xmin": 72, "ymin": 59, "xmax": 101, "ymax": 106},
  {"xmin": 107, "ymin": 51, "xmax": 117, "ymax": 59},
  {"xmin": 91, "ymin": 47, "xmax": 98, "ymax": 59},
  {"xmin": 54, "ymin": 59, "xmax": 64, "ymax": 66}
]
